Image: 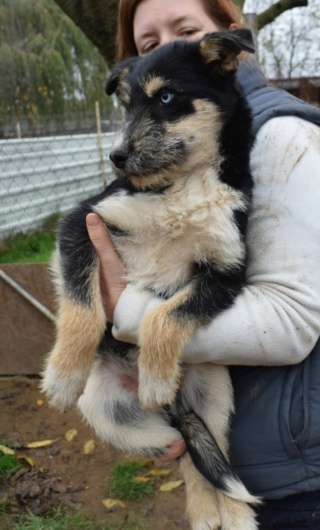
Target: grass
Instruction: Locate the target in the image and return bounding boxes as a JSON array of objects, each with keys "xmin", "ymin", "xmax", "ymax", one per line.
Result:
[
  {"xmin": 0, "ymin": 214, "xmax": 60, "ymax": 264},
  {"xmin": 0, "ymin": 445, "xmax": 21, "ymax": 480},
  {"xmin": 8, "ymin": 509, "xmax": 147, "ymax": 530},
  {"xmin": 109, "ymin": 461, "xmax": 155, "ymax": 500}
]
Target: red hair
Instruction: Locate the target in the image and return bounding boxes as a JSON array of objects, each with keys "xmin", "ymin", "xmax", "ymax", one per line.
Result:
[{"xmin": 117, "ymin": 0, "xmax": 245, "ymax": 61}]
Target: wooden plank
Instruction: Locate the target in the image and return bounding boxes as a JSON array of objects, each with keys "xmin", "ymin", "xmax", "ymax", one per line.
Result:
[{"xmin": 0, "ymin": 263, "xmax": 56, "ymax": 375}]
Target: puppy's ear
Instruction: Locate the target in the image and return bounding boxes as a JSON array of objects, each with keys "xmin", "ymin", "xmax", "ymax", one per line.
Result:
[
  {"xmin": 105, "ymin": 57, "xmax": 139, "ymax": 98},
  {"xmin": 199, "ymin": 29, "xmax": 255, "ymax": 72}
]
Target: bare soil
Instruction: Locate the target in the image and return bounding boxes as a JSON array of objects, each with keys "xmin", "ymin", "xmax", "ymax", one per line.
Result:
[{"xmin": 0, "ymin": 376, "xmax": 188, "ymax": 529}]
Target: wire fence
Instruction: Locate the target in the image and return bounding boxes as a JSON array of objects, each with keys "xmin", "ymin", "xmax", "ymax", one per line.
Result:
[{"xmin": 0, "ymin": 106, "xmax": 118, "ymax": 241}]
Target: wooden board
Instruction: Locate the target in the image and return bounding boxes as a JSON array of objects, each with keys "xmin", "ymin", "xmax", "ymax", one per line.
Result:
[{"xmin": 0, "ymin": 263, "xmax": 56, "ymax": 375}]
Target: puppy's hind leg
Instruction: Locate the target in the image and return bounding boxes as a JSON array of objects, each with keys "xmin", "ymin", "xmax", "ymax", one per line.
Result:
[
  {"xmin": 179, "ymin": 453, "xmax": 221, "ymax": 530},
  {"xmin": 41, "ymin": 257, "xmax": 106, "ymax": 412},
  {"xmin": 181, "ymin": 364, "xmax": 260, "ymax": 529}
]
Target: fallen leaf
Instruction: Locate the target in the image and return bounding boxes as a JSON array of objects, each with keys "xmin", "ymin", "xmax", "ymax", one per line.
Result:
[
  {"xmin": 159, "ymin": 480, "xmax": 184, "ymax": 492},
  {"xmin": 0, "ymin": 444, "xmax": 15, "ymax": 455},
  {"xmin": 102, "ymin": 498, "xmax": 126, "ymax": 509},
  {"xmin": 84, "ymin": 439, "xmax": 95, "ymax": 454},
  {"xmin": 17, "ymin": 455, "xmax": 35, "ymax": 467},
  {"xmin": 65, "ymin": 429, "xmax": 78, "ymax": 442},
  {"xmin": 36, "ymin": 399, "xmax": 44, "ymax": 407},
  {"xmin": 133, "ymin": 476, "xmax": 151, "ymax": 483},
  {"xmin": 26, "ymin": 439, "xmax": 58, "ymax": 449},
  {"xmin": 145, "ymin": 468, "xmax": 172, "ymax": 477}
]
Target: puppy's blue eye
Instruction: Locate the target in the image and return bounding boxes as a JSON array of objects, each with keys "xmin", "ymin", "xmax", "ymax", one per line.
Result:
[{"xmin": 160, "ymin": 92, "xmax": 174, "ymax": 104}]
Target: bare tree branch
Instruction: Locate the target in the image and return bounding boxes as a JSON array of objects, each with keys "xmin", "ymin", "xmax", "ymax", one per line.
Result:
[{"xmin": 257, "ymin": 0, "xmax": 308, "ymax": 29}]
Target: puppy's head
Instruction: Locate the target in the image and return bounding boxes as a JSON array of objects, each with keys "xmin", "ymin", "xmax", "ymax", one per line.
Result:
[{"xmin": 106, "ymin": 29, "xmax": 254, "ymax": 189}]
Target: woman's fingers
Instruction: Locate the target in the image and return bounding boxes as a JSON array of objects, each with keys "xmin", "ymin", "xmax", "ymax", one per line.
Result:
[
  {"xmin": 86, "ymin": 213, "xmax": 127, "ymax": 322},
  {"xmin": 158, "ymin": 439, "xmax": 187, "ymax": 462}
]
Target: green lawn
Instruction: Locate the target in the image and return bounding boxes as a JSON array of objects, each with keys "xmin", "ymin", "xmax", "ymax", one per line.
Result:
[{"xmin": 0, "ymin": 215, "xmax": 59, "ymax": 264}]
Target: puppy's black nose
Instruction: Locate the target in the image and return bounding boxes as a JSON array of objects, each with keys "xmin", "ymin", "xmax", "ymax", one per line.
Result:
[{"xmin": 109, "ymin": 148, "xmax": 129, "ymax": 169}]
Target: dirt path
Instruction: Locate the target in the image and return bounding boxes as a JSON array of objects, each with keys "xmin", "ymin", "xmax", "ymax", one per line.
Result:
[{"xmin": 0, "ymin": 376, "xmax": 188, "ymax": 529}]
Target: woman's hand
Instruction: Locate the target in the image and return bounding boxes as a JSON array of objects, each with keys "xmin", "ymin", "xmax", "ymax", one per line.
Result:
[
  {"xmin": 158, "ymin": 439, "xmax": 187, "ymax": 462},
  {"xmin": 86, "ymin": 213, "xmax": 127, "ymax": 322}
]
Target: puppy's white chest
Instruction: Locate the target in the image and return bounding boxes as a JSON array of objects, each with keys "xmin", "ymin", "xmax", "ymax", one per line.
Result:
[
  {"xmin": 94, "ymin": 179, "xmax": 245, "ymax": 296},
  {"xmin": 94, "ymin": 191, "xmax": 204, "ymax": 295}
]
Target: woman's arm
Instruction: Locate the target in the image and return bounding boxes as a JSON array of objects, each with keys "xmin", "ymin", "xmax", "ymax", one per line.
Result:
[{"xmin": 110, "ymin": 117, "xmax": 320, "ymax": 366}]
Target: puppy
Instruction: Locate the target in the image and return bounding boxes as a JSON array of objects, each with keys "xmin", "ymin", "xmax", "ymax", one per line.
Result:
[{"xmin": 42, "ymin": 30, "xmax": 260, "ymax": 529}]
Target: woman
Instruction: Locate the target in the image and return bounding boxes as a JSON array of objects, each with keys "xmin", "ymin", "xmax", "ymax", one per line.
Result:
[{"xmin": 86, "ymin": 0, "xmax": 320, "ymax": 527}]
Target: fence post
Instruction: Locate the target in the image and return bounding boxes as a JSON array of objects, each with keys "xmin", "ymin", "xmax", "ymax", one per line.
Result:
[
  {"xmin": 95, "ymin": 101, "xmax": 107, "ymax": 187},
  {"xmin": 16, "ymin": 121, "xmax": 21, "ymax": 139}
]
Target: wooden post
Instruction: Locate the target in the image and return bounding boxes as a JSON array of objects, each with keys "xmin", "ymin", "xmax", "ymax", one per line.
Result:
[{"xmin": 95, "ymin": 101, "xmax": 107, "ymax": 187}]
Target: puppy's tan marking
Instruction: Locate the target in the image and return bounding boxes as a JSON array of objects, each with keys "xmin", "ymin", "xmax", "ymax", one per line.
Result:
[
  {"xmin": 138, "ymin": 284, "xmax": 198, "ymax": 409},
  {"xmin": 179, "ymin": 453, "xmax": 222, "ymax": 530},
  {"xmin": 141, "ymin": 75, "xmax": 166, "ymax": 98},
  {"xmin": 200, "ymin": 40, "xmax": 221, "ymax": 63},
  {"xmin": 139, "ymin": 283, "xmax": 195, "ymax": 377},
  {"xmin": 41, "ymin": 266, "xmax": 106, "ymax": 411},
  {"xmin": 200, "ymin": 38, "xmax": 238, "ymax": 71}
]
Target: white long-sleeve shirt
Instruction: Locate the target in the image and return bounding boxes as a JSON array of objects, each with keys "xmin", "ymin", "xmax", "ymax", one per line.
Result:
[{"xmin": 112, "ymin": 116, "xmax": 320, "ymax": 367}]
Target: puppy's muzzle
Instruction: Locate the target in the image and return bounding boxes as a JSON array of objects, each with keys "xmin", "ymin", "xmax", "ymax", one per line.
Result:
[{"xmin": 109, "ymin": 148, "xmax": 129, "ymax": 169}]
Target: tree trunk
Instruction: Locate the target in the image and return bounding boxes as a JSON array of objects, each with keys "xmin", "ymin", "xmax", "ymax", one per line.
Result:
[{"xmin": 54, "ymin": 0, "xmax": 119, "ymax": 66}]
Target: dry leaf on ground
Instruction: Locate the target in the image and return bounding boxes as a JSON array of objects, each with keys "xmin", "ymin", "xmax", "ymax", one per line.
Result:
[
  {"xmin": 83, "ymin": 439, "xmax": 96, "ymax": 454},
  {"xmin": 26, "ymin": 439, "xmax": 58, "ymax": 449},
  {"xmin": 17, "ymin": 455, "xmax": 35, "ymax": 467},
  {"xmin": 65, "ymin": 429, "xmax": 78, "ymax": 442},
  {"xmin": 0, "ymin": 444, "xmax": 15, "ymax": 455},
  {"xmin": 159, "ymin": 480, "xmax": 184, "ymax": 492},
  {"xmin": 145, "ymin": 469, "xmax": 172, "ymax": 477},
  {"xmin": 102, "ymin": 498, "xmax": 126, "ymax": 509}
]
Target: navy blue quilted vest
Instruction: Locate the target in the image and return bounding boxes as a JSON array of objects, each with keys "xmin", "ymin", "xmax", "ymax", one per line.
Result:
[{"xmin": 229, "ymin": 60, "xmax": 320, "ymax": 500}]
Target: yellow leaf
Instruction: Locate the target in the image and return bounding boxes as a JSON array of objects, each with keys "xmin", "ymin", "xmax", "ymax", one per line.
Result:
[
  {"xmin": 159, "ymin": 480, "xmax": 184, "ymax": 492},
  {"xmin": 36, "ymin": 399, "xmax": 44, "ymax": 407},
  {"xmin": 145, "ymin": 469, "xmax": 172, "ymax": 477},
  {"xmin": 17, "ymin": 455, "xmax": 35, "ymax": 467},
  {"xmin": 132, "ymin": 476, "xmax": 151, "ymax": 483},
  {"xmin": 84, "ymin": 439, "xmax": 95, "ymax": 454},
  {"xmin": 102, "ymin": 498, "xmax": 126, "ymax": 509},
  {"xmin": 26, "ymin": 439, "xmax": 58, "ymax": 449},
  {"xmin": 0, "ymin": 444, "xmax": 15, "ymax": 455},
  {"xmin": 65, "ymin": 429, "xmax": 78, "ymax": 442}
]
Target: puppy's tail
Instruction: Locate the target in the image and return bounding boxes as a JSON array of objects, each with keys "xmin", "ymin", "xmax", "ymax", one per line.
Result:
[{"xmin": 172, "ymin": 411, "xmax": 261, "ymax": 505}]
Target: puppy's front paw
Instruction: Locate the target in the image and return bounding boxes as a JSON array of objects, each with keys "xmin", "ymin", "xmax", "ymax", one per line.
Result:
[
  {"xmin": 138, "ymin": 365, "xmax": 179, "ymax": 410},
  {"xmin": 41, "ymin": 364, "xmax": 87, "ymax": 412}
]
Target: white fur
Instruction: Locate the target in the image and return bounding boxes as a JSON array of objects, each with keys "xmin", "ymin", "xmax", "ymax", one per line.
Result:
[
  {"xmin": 138, "ymin": 365, "xmax": 178, "ymax": 410},
  {"xmin": 41, "ymin": 364, "xmax": 87, "ymax": 412},
  {"xmin": 78, "ymin": 357, "xmax": 181, "ymax": 453}
]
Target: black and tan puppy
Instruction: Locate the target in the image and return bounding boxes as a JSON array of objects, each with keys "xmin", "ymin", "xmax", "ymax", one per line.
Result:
[{"xmin": 42, "ymin": 30, "xmax": 260, "ymax": 529}]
